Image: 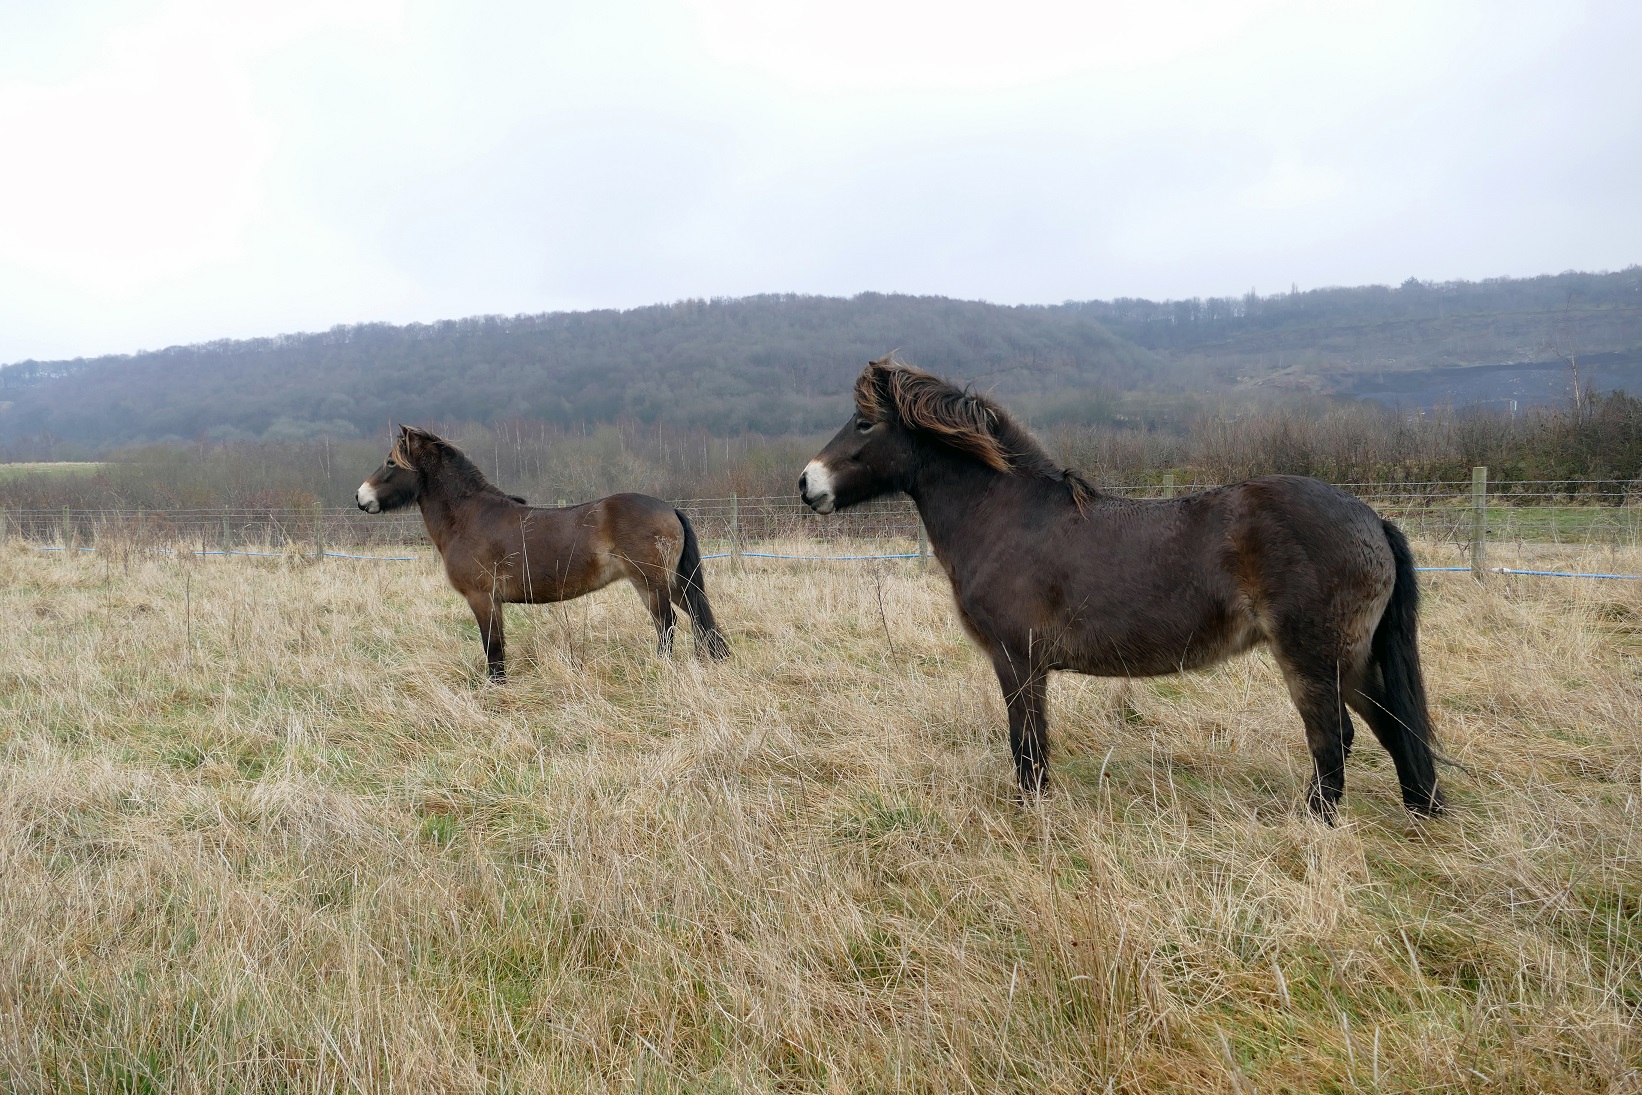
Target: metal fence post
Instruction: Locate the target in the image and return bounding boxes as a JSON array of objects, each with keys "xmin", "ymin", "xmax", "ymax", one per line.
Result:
[
  {"xmin": 1163, "ymin": 472, "xmax": 1176, "ymax": 499},
  {"xmin": 1471, "ymin": 466, "xmax": 1488, "ymax": 581}
]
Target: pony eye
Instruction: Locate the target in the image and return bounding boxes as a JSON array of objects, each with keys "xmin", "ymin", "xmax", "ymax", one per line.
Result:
[
  {"xmin": 855, "ymin": 418, "xmax": 873, "ymax": 433},
  {"xmin": 386, "ymin": 460, "xmax": 398, "ymax": 469}
]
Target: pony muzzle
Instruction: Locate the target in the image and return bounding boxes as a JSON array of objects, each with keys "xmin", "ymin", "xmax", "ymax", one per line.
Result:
[
  {"xmin": 356, "ymin": 483, "xmax": 382, "ymax": 513},
  {"xmin": 800, "ymin": 461, "xmax": 836, "ymax": 514}
]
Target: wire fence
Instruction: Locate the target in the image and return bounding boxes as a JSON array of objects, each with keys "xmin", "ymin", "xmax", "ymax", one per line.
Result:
[{"xmin": 8, "ymin": 476, "xmax": 1642, "ymax": 561}]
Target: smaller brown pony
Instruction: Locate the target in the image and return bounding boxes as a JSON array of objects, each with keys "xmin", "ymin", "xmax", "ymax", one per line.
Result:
[{"xmin": 357, "ymin": 426, "xmax": 729, "ymax": 679}]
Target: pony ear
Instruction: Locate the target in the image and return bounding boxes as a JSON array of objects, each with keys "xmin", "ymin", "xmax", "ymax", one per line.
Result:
[
  {"xmin": 855, "ymin": 355, "xmax": 901, "ymax": 421},
  {"xmin": 397, "ymin": 425, "xmax": 433, "ymax": 461}
]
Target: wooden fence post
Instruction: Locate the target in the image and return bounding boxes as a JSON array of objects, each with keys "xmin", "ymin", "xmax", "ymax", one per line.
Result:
[
  {"xmin": 916, "ymin": 514, "xmax": 928, "ymax": 570},
  {"xmin": 0, "ymin": 504, "xmax": 7, "ymax": 544},
  {"xmin": 314, "ymin": 500, "xmax": 325, "ymax": 560},
  {"xmin": 730, "ymin": 492, "xmax": 741, "ymax": 572},
  {"xmin": 1471, "ymin": 466, "xmax": 1488, "ymax": 581},
  {"xmin": 221, "ymin": 505, "xmax": 231, "ymax": 554},
  {"xmin": 1163, "ymin": 472, "xmax": 1176, "ymax": 499}
]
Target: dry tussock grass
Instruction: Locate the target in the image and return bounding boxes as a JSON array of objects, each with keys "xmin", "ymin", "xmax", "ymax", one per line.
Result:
[{"xmin": 1, "ymin": 538, "xmax": 1639, "ymax": 1093}]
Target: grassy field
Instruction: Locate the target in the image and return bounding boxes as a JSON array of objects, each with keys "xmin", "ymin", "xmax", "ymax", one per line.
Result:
[{"xmin": 1, "ymin": 537, "xmax": 1639, "ymax": 1092}]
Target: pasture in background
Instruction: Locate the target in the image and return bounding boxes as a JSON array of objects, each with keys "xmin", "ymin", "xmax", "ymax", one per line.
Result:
[{"xmin": 0, "ymin": 461, "xmax": 105, "ymax": 480}]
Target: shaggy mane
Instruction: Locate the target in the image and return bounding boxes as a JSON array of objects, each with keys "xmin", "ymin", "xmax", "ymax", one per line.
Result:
[
  {"xmin": 853, "ymin": 356, "xmax": 1099, "ymax": 506},
  {"xmin": 396, "ymin": 427, "xmax": 525, "ymax": 502}
]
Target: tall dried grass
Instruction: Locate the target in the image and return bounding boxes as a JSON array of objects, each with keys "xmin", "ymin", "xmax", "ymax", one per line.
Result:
[{"xmin": 1, "ymin": 539, "xmax": 1638, "ymax": 1092}]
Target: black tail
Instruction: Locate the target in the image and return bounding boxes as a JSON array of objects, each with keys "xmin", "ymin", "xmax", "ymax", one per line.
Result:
[
  {"xmin": 1368, "ymin": 520, "xmax": 1443, "ymax": 815},
  {"xmin": 674, "ymin": 509, "xmax": 730, "ymax": 660}
]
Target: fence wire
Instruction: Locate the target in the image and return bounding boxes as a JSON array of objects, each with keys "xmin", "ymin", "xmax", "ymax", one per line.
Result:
[{"xmin": 6, "ymin": 481, "xmax": 1642, "ymax": 555}]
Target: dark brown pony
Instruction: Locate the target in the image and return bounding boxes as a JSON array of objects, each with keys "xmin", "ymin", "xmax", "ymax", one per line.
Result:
[
  {"xmin": 801, "ymin": 357, "xmax": 1442, "ymax": 821},
  {"xmin": 358, "ymin": 426, "xmax": 729, "ymax": 679}
]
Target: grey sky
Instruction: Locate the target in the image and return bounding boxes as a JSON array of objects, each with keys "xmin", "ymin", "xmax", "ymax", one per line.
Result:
[{"xmin": 1, "ymin": 0, "xmax": 1638, "ymax": 363}]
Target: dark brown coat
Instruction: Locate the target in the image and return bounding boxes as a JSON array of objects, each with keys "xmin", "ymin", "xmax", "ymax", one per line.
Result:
[{"xmin": 802, "ymin": 357, "xmax": 1440, "ymax": 821}]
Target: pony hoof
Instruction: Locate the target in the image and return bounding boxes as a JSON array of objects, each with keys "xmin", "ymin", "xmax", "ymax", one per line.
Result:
[
  {"xmin": 1406, "ymin": 795, "xmax": 1446, "ymax": 819},
  {"xmin": 1015, "ymin": 772, "xmax": 1050, "ymax": 805}
]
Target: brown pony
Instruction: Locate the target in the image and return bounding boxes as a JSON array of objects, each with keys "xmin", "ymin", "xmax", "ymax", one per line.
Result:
[
  {"xmin": 801, "ymin": 357, "xmax": 1441, "ymax": 821},
  {"xmin": 358, "ymin": 426, "xmax": 729, "ymax": 679}
]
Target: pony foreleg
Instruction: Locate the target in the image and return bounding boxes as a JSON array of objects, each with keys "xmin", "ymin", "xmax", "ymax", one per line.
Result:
[
  {"xmin": 465, "ymin": 591, "xmax": 506, "ymax": 682},
  {"xmin": 992, "ymin": 655, "xmax": 1050, "ymax": 797}
]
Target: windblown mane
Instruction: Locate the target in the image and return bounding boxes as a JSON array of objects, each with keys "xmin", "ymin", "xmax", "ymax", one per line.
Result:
[
  {"xmin": 397, "ymin": 427, "xmax": 527, "ymax": 503},
  {"xmin": 854, "ymin": 355, "xmax": 1099, "ymax": 505}
]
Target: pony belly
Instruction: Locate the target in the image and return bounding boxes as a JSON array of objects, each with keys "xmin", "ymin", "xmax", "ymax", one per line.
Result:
[
  {"xmin": 1062, "ymin": 607, "xmax": 1264, "ymax": 678},
  {"xmin": 483, "ymin": 551, "xmax": 627, "ymax": 604}
]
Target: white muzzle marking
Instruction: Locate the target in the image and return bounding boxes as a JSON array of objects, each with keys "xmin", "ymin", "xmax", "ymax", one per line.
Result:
[
  {"xmin": 802, "ymin": 460, "xmax": 836, "ymax": 514},
  {"xmin": 356, "ymin": 482, "xmax": 381, "ymax": 513}
]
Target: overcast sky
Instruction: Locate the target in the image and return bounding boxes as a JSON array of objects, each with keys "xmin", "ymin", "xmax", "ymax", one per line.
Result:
[{"xmin": 0, "ymin": 0, "xmax": 1638, "ymax": 363}]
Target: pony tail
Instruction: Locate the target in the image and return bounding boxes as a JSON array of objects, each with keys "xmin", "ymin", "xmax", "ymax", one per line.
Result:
[
  {"xmin": 674, "ymin": 509, "xmax": 730, "ymax": 660},
  {"xmin": 1371, "ymin": 519, "xmax": 1444, "ymax": 815}
]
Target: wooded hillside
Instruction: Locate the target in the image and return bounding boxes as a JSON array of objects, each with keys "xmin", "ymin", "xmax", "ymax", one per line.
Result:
[{"xmin": 2, "ymin": 269, "xmax": 1638, "ymax": 448}]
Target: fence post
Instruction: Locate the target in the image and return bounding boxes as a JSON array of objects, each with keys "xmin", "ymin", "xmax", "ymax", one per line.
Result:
[
  {"xmin": 1163, "ymin": 472, "xmax": 1176, "ymax": 499},
  {"xmin": 63, "ymin": 505, "xmax": 72, "ymax": 549},
  {"xmin": 137, "ymin": 506, "xmax": 145, "ymax": 551},
  {"xmin": 221, "ymin": 505, "xmax": 231, "ymax": 555},
  {"xmin": 1470, "ymin": 466, "xmax": 1488, "ymax": 581},
  {"xmin": 730, "ymin": 492, "xmax": 741, "ymax": 572},
  {"xmin": 314, "ymin": 500, "xmax": 325, "ymax": 561},
  {"xmin": 0, "ymin": 504, "xmax": 7, "ymax": 544},
  {"xmin": 916, "ymin": 513, "xmax": 928, "ymax": 570}
]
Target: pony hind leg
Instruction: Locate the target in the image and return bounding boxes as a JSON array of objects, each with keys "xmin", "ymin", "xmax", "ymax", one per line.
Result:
[
  {"xmin": 633, "ymin": 578, "xmax": 677, "ymax": 657},
  {"xmin": 1272, "ymin": 650, "xmax": 1360, "ymax": 824}
]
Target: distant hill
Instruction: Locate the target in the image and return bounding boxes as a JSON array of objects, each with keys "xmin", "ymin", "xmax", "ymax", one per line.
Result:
[
  {"xmin": 2, "ymin": 269, "xmax": 1639, "ymax": 447},
  {"xmin": 0, "ymin": 294, "xmax": 1164, "ymax": 445},
  {"xmin": 1088, "ymin": 268, "xmax": 1642, "ymax": 403}
]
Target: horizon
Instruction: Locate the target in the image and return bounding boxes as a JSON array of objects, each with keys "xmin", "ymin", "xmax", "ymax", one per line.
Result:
[{"xmin": 4, "ymin": 264, "xmax": 1635, "ymax": 369}]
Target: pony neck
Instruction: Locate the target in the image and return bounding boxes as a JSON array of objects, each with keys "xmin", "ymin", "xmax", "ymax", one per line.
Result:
[
  {"xmin": 413, "ymin": 454, "xmax": 488, "ymax": 553},
  {"xmin": 904, "ymin": 444, "xmax": 1020, "ymax": 564}
]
